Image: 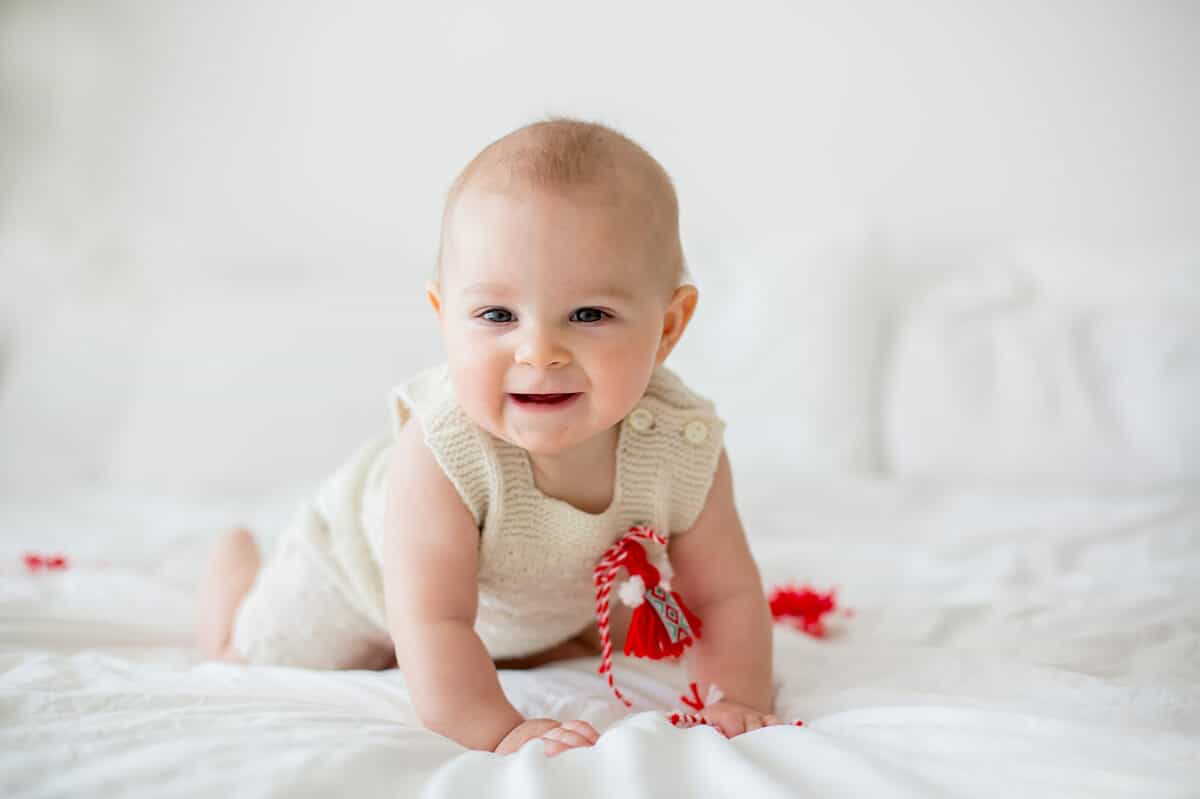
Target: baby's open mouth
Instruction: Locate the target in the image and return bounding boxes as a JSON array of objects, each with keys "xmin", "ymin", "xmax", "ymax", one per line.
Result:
[{"xmin": 509, "ymin": 392, "xmax": 581, "ymax": 405}]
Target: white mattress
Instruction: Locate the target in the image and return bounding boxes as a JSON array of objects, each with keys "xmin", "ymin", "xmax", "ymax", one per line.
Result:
[{"xmin": 2, "ymin": 475, "xmax": 1198, "ymax": 798}]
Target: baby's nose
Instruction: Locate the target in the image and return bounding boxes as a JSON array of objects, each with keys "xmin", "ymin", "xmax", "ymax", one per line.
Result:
[{"xmin": 514, "ymin": 326, "xmax": 571, "ymax": 368}]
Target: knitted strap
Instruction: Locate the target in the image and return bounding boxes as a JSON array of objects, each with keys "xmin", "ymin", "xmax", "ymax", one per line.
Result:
[{"xmin": 593, "ymin": 524, "xmax": 667, "ymax": 707}]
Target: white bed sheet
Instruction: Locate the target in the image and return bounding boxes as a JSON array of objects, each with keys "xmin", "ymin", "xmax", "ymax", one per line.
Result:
[{"xmin": 2, "ymin": 476, "xmax": 1198, "ymax": 798}]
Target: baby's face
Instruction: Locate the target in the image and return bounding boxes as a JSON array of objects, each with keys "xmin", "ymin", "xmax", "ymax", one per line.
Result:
[{"xmin": 428, "ymin": 183, "xmax": 693, "ymax": 457}]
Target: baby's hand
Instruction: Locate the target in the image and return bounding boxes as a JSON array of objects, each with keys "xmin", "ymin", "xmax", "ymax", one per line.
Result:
[
  {"xmin": 699, "ymin": 700, "xmax": 786, "ymax": 739},
  {"xmin": 493, "ymin": 718, "xmax": 599, "ymax": 757}
]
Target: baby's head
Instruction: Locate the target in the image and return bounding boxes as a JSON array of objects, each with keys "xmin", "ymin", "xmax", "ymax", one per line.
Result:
[{"xmin": 426, "ymin": 116, "xmax": 698, "ymax": 457}]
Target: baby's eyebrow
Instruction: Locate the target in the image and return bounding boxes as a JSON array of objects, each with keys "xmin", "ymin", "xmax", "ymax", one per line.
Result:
[{"xmin": 460, "ymin": 282, "xmax": 636, "ymax": 302}]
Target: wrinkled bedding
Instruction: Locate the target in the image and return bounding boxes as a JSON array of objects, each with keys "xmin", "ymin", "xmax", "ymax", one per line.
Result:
[{"xmin": 2, "ymin": 477, "xmax": 1198, "ymax": 797}]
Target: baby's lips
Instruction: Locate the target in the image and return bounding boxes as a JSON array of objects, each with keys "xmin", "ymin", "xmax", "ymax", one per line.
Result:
[{"xmin": 508, "ymin": 386, "xmax": 578, "ymax": 395}]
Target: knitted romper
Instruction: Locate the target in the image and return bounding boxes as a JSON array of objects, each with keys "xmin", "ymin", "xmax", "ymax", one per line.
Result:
[{"xmin": 230, "ymin": 361, "xmax": 725, "ymax": 669}]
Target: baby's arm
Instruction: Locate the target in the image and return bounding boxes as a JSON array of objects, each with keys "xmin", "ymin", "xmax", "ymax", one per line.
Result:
[
  {"xmin": 381, "ymin": 420, "xmax": 523, "ymax": 751},
  {"xmin": 381, "ymin": 420, "xmax": 597, "ymax": 755},
  {"xmin": 668, "ymin": 449, "xmax": 776, "ymax": 723}
]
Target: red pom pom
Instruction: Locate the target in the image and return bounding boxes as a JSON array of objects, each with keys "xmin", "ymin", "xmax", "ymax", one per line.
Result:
[{"xmin": 768, "ymin": 584, "xmax": 838, "ymax": 638}]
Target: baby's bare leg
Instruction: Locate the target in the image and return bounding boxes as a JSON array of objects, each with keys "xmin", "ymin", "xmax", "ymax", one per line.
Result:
[{"xmin": 195, "ymin": 527, "xmax": 260, "ymax": 663}]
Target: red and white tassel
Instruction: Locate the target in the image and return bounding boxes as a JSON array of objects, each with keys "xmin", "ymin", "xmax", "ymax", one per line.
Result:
[
  {"xmin": 593, "ymin": 527, "xmax": 807, "ymax": 730},
  {"xmin": 594, "ymin": 525, "xmax": 703, "ymax": 708}
]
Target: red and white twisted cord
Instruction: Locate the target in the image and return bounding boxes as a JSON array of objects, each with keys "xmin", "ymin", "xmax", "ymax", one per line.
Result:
[
  {"xmin": 667, "ymin": 711, "xmax": 710, "ymax": 728},
  {"xmin": 593, "ymin": 525, "xmax": 667, "ymax": 707}
]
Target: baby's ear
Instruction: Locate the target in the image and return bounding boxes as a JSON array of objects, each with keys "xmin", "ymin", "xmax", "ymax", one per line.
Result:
[
  {"xmin": 425, "ymin": 281, "xmax": 444, "ymax": 320},
  {"xmin": 657, "ymin": 284, "xmax": 699, "ymax": 364}
]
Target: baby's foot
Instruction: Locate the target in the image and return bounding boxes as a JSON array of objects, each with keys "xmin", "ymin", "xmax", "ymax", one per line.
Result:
[{"xmin": 195, "ymin": 527, "xmax": 260, "ymax": 660}]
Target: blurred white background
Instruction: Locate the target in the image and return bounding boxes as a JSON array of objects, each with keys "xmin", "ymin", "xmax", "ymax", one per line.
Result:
[{"xmin": 1, "ymin": 0, "xmax": 1197, "ymax": 507}]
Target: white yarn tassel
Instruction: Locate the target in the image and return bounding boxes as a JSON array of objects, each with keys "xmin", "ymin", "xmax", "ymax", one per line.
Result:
[
  {"xmin": 704, "ymin": 683, "xmax": 725, "ymax": 706},
  {"xmin": 618, "ymin": 574, "xmax": 646, "ymax": 607}
]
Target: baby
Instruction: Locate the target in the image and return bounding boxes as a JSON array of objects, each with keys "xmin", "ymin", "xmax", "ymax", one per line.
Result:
[{"xmin": 196, "ymin": 116, "xmax": 781, "ymax": 757}]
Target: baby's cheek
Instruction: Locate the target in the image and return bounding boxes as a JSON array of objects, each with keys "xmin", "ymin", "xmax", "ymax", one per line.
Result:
[{"xmin": 447, "ymin": 362, "xmax": 505, "ymax": 426}]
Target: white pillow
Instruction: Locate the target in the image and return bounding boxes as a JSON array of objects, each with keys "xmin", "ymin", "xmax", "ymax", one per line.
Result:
[
  {"xmin": 883, "ymin": 261, "xmax": 1200, "ymax": 488},
  {"xmin": 1080, "ymin": 309, "xmax": 1200, "ymax": 481},
  {"xmin": 670, "ymin": 227, "xmax": 886, "ymax": 474},
  {"xmin": 999, "ymin": 239, "xmax": 1200, "ymax": 308},
  {"xmin": 106, "ymin": 279, "xmax": 442, "ymax": 501}
]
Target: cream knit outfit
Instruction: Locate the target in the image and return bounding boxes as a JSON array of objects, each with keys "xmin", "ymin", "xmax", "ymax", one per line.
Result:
[{"xmin": 231, "ymin": 361, "xmax": 725, "ymax": 669}]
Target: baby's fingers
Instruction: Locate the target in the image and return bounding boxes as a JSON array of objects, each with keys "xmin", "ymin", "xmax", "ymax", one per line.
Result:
[
  {"xmin": 708, "ymin": 712, "xmax": 784, "ymax": 738},
  {"xmin": 559, "ymin": 720, "xmax": 599, "ymax": 744},
  {"xmin": 540, "ymin": 727, "xmax": 594, "ymax": 757},
  {"xmin": 708, "ymin": 713, "xmax": 745, "ymax": 738},
  {"xmin": 541, "ymin": 737, "xmax": 570, "ymax": 757}
]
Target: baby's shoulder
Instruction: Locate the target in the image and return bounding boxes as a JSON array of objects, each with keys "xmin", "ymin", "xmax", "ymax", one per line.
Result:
[
  {"xmin": 384, "ymin": 406, "xmax": 490, "ymax": 531},
  {"xmin": 389, "ymin": 362, "xmax": 456, "ymax": 437},
  {"xmin": 386, "ymin": 362, "xmax": 491, "ymax": 528},
  {"xmin": 385, "ymin": 413, "xmax": 455, "ymax": 500}
]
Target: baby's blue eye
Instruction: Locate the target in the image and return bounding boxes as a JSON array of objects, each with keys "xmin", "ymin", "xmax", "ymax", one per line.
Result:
[
  {"xmin": 477, "ymin": 305, "xmax": 609, "ymax": 321},
  {"xmin": 571, "ymin": 308, "xmax": 608, "ymax": 323},
  {"xmin": 481, "ymin": 308, "xmax": 514, "ymax": 323}
]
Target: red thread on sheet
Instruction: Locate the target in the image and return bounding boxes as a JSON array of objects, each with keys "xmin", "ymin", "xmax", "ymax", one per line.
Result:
[
  {"xmin": 767, "ymin": 584, "xmax": 843, "ymax": 638},
  {"xmin": 23, "ymin": 553, "xmax": 69, "ymax": 573}
]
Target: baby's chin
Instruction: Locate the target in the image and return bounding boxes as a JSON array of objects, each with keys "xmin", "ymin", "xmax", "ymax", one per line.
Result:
[
  {"xmin": 496, "ymin": 414, "xmax": 616, "ymax": 458},
  {"xmin": 498, "ymin": 425, "xmax": 588, "ymax": 457}
]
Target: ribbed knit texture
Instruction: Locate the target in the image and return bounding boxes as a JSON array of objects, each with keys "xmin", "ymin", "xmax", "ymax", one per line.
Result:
[{"xmin": 351, "ymin": 361, "xmax": 725, "ymax": 660}]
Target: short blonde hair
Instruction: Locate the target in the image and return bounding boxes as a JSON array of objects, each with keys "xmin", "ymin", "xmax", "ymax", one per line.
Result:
[{"xmin": 434, "ymin": 115, "xmax": 687, "ymax": 291}]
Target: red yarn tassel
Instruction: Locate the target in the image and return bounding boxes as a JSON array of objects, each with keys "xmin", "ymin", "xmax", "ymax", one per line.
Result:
[
  {"xmin": 623, "ymin": 588, "xmax": 703, "ymax": 660},
  {"xmin": 767, "ymin": 583, "xmax": 840, "ymax": 638}
]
